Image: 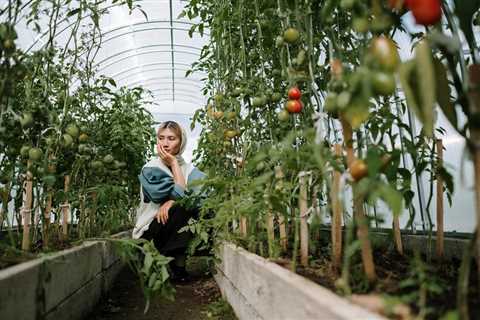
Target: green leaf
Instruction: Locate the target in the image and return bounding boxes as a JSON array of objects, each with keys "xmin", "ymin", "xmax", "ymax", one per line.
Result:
[
  {"xmin": 454, "ymin": 0, "xmax": 480, "ymax": 49},
  {"xmin": 433, "ymin": 58, "xmax": 457, "ymax": 129},
  {"xmin": 143, "ymin": 253, "xmax": 153, "ymax": 273},
  {"xmin": 378, "ymin": 183, "xmax": 403, "ymax": 216},
  {"xmin": 399, "ymin": 60, "xmax": 421, "ymax": 120},
  {"xmin": 66, "ymin": 8, "xmax": 81, "ymax": 17},
  {"xmin": 415, "ymin": 40, "xmax": 436, "ymax": 137}
]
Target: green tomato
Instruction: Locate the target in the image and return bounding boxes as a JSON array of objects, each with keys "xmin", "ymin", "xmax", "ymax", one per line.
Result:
[
  {"xmin": 103, "ymin": 154, "xmax": 114, "ymax": 164},
  {"xmin": 19, "ymin": 113, "xmax": 33, "ymax": 128},
  {"xmin": 277, "ymin": 110, "xmax": 290, "ymax": 121},
  {"xmin": 20, "ymin": 145, "xmax": 31, "ymax": 158},
  {"xmin": 62, "ymin": 134, "xmax": 74, "ymax": 147},
  {"xmin": 371, "ymin": 71, "xmax": 396, "ymax": 96},
  {"xmin": 65, "ymin": 124, "xmax": 79, "ymax": 138},
  {"xmin": 252, "ymin": 96, "xmax": 265, "ymax": 107},
  {"xmin": 270, "ymin": 92, "xmax": 282, "ymax": 103},
  {"xmin": 28, "ymin": 148, "xmax": 43, "ymax": 161},
  {"xmin": 283, "ymin": 28, "xmax": 300, "ymax": 44}
]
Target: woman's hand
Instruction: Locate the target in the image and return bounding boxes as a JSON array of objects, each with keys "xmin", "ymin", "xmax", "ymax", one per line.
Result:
[
  {"xmin": 157, "ymin": 143, "xmax": 177, "ymax": 167},
  {"xmin": 156, "ymin": 200, "xmax": 175, "ymax": 225}
]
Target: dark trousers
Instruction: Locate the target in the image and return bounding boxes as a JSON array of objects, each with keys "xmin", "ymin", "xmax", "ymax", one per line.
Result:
[{"xmin": 141, "ymin": 204, "xmax": 199, "ymax": 256}]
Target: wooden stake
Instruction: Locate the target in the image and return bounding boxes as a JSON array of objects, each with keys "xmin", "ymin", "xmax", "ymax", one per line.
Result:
[
  {"xmin": 353, "ymin": 189, "xmax": 377, "ymax": 282},
  {"xmin": 21, "ymin": 162, "xmax": 33, "ymax": 251},
  {"xmin": 266, "ymin": 210, "xmax": 275, "ymax": 257},
  {"xmin": 340, "ymin": 116, "xmax": 355, "ymax": 166},
  {"xmin": 278, "ymin": 214, "xmax": 287, "ymax": 251},
  {"xmin": 62, "ymin": 175, "xmax": 70, "ymax": 240},
  {"xmin": 341, "ymin": 117, "xmax": 376, "ymax": 282},
  {"xmin": 299, "ymin": 174, "xmax": 309, "ymax": 267},
  {"xmin": 436, "ymin": 139, "xmax": 445, "ymax": 260},
  {"xmin": 240, "ymin": 217, "xmax": 247, "ymax": 237},
  {"xmin": 331, "ymin": 144, "xmax": 343, "ymax": 270},
  {"xmin": 393, "ymin": 216, "xmax": 403, "ymax": 255},
  {"xmin": 43, "ymin": 192, "xmax": 52, "ymax": 249}
]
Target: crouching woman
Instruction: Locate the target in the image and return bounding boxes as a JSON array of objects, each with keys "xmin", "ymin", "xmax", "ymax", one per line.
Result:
[{"xmin": 132, "ymin": 121, "xmax": 205, "ymax": 280}]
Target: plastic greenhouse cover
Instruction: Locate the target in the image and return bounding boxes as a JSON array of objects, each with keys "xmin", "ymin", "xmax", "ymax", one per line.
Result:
[{"xmin": 1, "ymin": 0, "xmax": 479, "ymax": 232}]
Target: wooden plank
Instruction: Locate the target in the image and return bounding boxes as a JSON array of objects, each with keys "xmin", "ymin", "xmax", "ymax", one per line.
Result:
[{"xmin": 216, "ymin": 242, "xmax": 386, "ymax": 320}]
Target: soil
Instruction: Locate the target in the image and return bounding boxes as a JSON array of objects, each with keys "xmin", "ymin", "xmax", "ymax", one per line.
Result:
[
  {"xmin": 89, "ymin": 267, "xmax": 237, "ymax": 320},
  {"xmin": 272, "ymin": 243, "xmax": 480, "ymax": 320}
]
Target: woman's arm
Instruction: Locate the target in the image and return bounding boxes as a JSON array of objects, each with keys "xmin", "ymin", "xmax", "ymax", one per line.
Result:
[{"xmin": 170, "ymin": 160, "xmax": 186, "ymax": 189}]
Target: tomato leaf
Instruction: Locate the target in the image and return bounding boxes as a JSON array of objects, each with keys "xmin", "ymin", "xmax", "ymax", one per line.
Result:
[
  {"xmin": 415, "ymin": 40, "xmax": 436, "ymax": 137},
  {"xmin": 433, "ymin": 58, "xmax": 457, "ymax": 129},
  {"xmin": 66, "ymin": 8, "xmax": 81, "ymax": 17}
]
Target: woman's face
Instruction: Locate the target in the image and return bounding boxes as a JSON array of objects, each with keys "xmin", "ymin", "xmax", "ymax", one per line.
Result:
[{"xmin": 157, "ymin": 128, "xmax": 181, "ymax": 155}]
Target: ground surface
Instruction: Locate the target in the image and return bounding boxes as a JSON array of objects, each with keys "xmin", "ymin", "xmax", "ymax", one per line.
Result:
[{"xmin": 89, "ymin": 264, "xmax": 237, "ymax": 320}]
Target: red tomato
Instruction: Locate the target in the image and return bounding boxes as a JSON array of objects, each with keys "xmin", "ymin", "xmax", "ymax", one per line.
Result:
[
  {"xmin": 408, "ymin": 0, "xmax": 442, "ymax": 26},
  {"xmin": 288, "ymin": 87, "xmax": 302, "ymax": 100},
  {"xmin": 285, "ymin": 100, "xmax": 303, "ymax": 113}
]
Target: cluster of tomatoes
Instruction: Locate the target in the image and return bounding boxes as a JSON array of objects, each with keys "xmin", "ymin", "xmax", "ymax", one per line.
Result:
[{"xmin": 277, "ymin": 86, "xmax": 303, "ymax": 121}]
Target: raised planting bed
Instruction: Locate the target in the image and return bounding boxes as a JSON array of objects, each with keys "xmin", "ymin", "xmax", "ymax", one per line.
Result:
[
  {"xmin": 214, "ymin": 242, "xmax": 386, "ymax": 320},
  {"xmin": 318, "ymin": 227, "xmax": 471, "ymax": 261},
  {"xmin": 0, "ymin": 231, "xmax": 130, "ymax": 320}
]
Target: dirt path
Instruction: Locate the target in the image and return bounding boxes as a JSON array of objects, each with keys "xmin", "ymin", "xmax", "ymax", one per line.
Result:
[{"xmin": 89, "ymin": 267, "xmax": 236, "ymax": 320}]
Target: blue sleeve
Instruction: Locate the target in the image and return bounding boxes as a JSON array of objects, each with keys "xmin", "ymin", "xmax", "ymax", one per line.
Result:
[
  {"xmin": 139, "ymin": 167, "xmax": 175, "ymax": 204},
  {"xmin": 187, "ymin": 168, "xmax": 207, "ymax": 198}
]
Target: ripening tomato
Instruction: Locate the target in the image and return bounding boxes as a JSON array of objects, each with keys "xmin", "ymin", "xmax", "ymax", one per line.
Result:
[
  {"xmin": 288, "ymin": 87, "xmax": 302, "ymax": 100},
  {"xmin": 408, "ymin": 0, "xmax": 442, "ymax": 26},
  {"xmin": 350, "ymin": 159, "xmax": 368, "ymax": 181},
  {"xmin": 370, "ymin": 37, "xmax": 400, "ymax": 72},
  {"xmin": 285, "ymin": 100, "xmax": 303, "ymax": 113}
]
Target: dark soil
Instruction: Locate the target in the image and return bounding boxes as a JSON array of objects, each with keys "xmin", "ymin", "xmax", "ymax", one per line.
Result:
[
  {"xmin": 272, "ymin": 243, "xmax": 480, "ymax": 320},
  {"xmin": 88, "ymin": 267, "xmax": 237, "ymax": 320}
]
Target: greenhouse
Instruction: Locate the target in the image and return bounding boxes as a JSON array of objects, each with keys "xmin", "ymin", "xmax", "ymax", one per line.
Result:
[{"xmin": 1, "ymin": 0, "xmax": 480, "ymax": 319}]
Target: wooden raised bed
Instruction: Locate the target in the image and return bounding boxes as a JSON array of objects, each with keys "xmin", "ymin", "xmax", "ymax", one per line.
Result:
[
  {"xmin": 0, "ymin": 231, "xmax": 129, "ymax": 320},
  {"xmin": 214, "ymin": 242, "xmax": 386, "ymax": 320}
]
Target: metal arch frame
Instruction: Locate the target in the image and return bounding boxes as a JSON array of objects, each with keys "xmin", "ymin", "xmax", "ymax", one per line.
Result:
[
  {"xmin": 149, "ymin": 88, "xmax": 202, "ymax": 97},
  {"xmin": 101, "ymin": 26, "xmax": 209, "ymax": 47},
  {"xmin": 152, "ymin": 92, "xmax": 204, "ymax": 102},
  {"xmin": 152, "ymin": 98, "xmax": 201, "ymax": 106},
  {"xmin": 109, "ymin": 62, "xmax": 205, "ymax": 80},
  {"xmin": 95, "ymin": 43, "xmax": 201, "ymax": 66},
  {"xmin": 124, "ymin": 76, "xmax": 204, "ymax": 88},
  {"xmin": 115, "ymin": 67, "xmax": 203, "ymax": 84},
  {"xmin": 26, "ymin": 10, "xmax": 209, "ymax": 52},
  {"xmin": 98, "ymin": 49, "xmax": 199, "ymax": 71},
  {"xmin": 145, "ymin": 87, "xmax": 204, "ymax": 99},
  {"xmin": 131, "ymin": 80, "xmax": 204, "ymax": 92}
]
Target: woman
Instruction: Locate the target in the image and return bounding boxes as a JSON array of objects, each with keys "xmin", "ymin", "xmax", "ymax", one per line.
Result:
[{"xmin": 133, "ymin": 121, "xmax": 205, "ymax": 280}]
